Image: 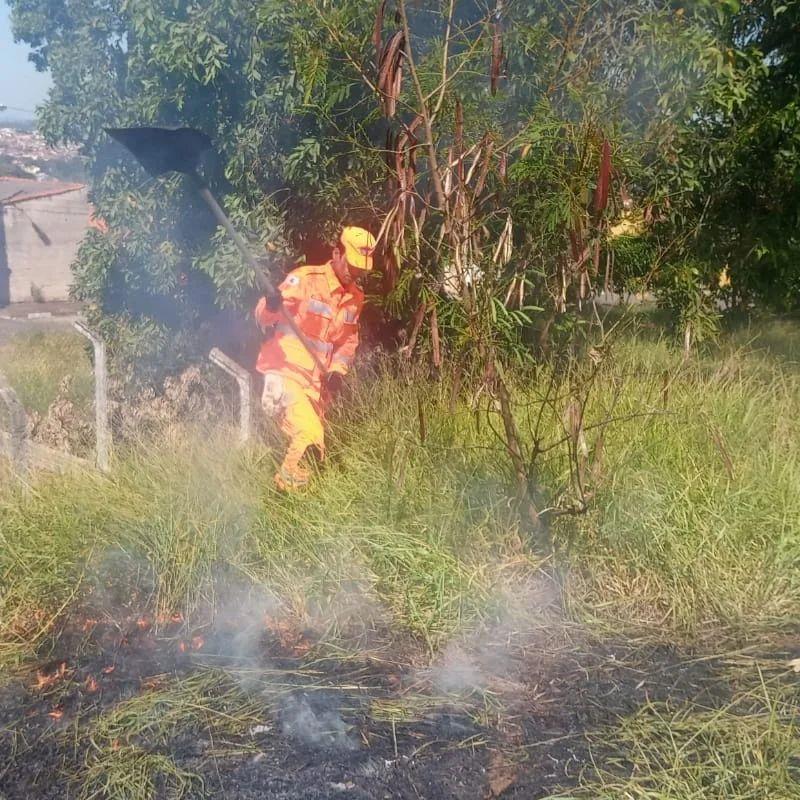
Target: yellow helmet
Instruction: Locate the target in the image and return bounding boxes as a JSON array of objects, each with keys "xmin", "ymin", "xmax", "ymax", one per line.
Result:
[{"xmin": 340, "ymin": 226, "xmax": 376, "ymax": 272}]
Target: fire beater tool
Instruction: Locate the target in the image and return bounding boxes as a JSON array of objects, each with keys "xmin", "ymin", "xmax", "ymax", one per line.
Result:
[{"xmin": 105, "ymin": 126, "xmax": 325, "ymax": 371}]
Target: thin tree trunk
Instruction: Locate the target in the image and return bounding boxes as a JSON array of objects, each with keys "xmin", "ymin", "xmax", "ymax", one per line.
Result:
[{"xmin": 493, "ymin": 361, "xmax": 541, "ymax": 535}]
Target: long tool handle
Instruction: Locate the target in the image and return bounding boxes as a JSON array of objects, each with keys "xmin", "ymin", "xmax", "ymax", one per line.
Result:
[{"xmin": 193, "ymin": 179, "xmax": 326, "ymax": 374}]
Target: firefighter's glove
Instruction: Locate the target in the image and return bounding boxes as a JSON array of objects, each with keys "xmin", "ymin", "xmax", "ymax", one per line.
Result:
[
  {"xmin": 261, "ymin": 372, "xmax": 286, "ymax": 417},
  {"xmin": 325, "ymin": 372, "xmax": 345, "ymax": 397}
]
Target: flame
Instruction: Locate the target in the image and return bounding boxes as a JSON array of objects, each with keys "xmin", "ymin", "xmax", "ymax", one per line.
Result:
[
  {"xmin": 82, "ymin": 618, "xmax": 99, "ymax": 632},
  {"xmin": 178, "ymin": 641, "xmax": 188, "ymax": 653},
  {"xmin": 191, "ymin": 636, "xmax": 205, "ymax": 651},
  {"xmin": 85, "ymin": 676, "xmax": 99, "ymax": 693},
  {"xmin": 136, "ymin": 616, "xmax": 151, "ymax": 631},
  {"xmin": 48, "ymin": 707, "xmax": 64, "ymax": 720},
  {"xmin": 102, "ymin": 665, "xmax": 116, "ymax": 675},
  {"xmin": 263, "ymin": 614, "xmax": 310, "ymax": 654},
  {"xmin": 35, "ymin": 661, "xmax": 68, "ymax": 690},
  {"xmin": 157, "ymin": 612, "xmax": 184, "ymax": 625}
]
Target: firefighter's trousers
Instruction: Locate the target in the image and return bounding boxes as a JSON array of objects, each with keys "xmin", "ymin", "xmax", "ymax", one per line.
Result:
[{"xmin": 261, "ymin": 371, "xmax": 325, "ymax": 490}]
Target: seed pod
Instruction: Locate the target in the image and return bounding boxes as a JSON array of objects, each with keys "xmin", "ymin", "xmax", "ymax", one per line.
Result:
[
  {"xmin": 594, "ymin": 138, "xmax": 612, "ymax": 215},
  {"xmin": 490, "ymin": 2, "xmax": 504, "ymax": 95},
  {"xmin": 378, "ymin": 31, "xmax": 406, "ymax": 118}
]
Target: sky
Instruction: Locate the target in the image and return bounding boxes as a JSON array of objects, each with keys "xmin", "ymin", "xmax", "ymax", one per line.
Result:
[{"xmin": 0, "ymin": 0, "xmax": 51, "ymax": 119}]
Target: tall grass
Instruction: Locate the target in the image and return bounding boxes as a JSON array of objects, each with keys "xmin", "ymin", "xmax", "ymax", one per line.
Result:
[
  {"xmin": 1, "ymin": 317, "xmax": 799, "ymax": 671},
  {"xmin": 562, "ymin": 327, "xmax": 800, "ymax": 636},
  {"xmin": 0, "ymin": 329, "xmax": 93, "ymax": 415},
  {"xmin": 0, "ymin": 403, "xmax": 528, "ymax": 666},
  {"xmin": 550, "ymin": 668, "xmax": 800, "ymax": 800}
]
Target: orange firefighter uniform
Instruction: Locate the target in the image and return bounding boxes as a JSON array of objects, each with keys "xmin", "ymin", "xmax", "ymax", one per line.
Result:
[{"xmin": 254, "ymin": 227, "xmax": 375, "ymax": 490}]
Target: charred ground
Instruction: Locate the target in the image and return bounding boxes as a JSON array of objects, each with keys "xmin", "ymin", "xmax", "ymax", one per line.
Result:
[{"xmin": 2, "ymin": 596, "xmax": 791, "ymax": 800}]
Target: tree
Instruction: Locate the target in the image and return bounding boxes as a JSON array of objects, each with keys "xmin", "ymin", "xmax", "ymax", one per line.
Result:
[
  {"xmin": 673, "ymin": 0, "xmax": 800, "ymax": 310},
  {"xmin": 10, "ymin": 0, "xmax": 747, "ymax": 377},
  {"xmin": 10, "ymin": 0, "xmax": 314, "ymax": 382},
  {"xmin": 267, "ymin": 0, "xmax": 744, "ymax": 525}
]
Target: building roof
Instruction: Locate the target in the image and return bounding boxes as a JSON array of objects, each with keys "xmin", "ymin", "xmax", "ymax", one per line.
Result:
[{"xmin": 0, "ymin": 176, "xmax": 85, "ymax": 206}]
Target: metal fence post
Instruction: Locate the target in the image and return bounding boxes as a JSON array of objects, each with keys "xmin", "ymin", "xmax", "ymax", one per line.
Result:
[
  {"xmin": 209, "ymin": 348, "xmax": 252, "ymax": 445},
  {"xmin": 0, "ymin": 370, "xmax": 29, "ymax": 473},
  {"xmin": 74, "ymin": 321, "xmax": 111, "ymax": 472}
]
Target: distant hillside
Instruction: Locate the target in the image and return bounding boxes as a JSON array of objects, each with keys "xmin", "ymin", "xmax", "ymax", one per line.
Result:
[
  {"xmin": 0, "ymin": 122, "xmax": 85, "ymax": 183},
  {"xmin": 0, "ymin": 112, "xmax": 35, "ymax": 128}
]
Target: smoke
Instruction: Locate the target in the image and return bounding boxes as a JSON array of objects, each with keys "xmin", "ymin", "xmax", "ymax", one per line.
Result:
[
  {"xmin": 305, "ymin": 572, "xmax": 391, "ymax": 643},
  {"xmin": 425, "ymin": 569, "xmax": 561, "ymax": 694},
  {"xmin": 207, "ymin": 580, "xmax": 284, "ymax": 665},
  {"xmin": 428, "ymin": 644, "xmax": 485, "ymax": 693},
  {"xmin": 278, "ymin": 693, "xmax": 357, "ymax": 752}
]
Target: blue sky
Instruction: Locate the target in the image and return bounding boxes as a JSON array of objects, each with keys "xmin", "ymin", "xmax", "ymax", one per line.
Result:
[{"xmin": 0, "ymin": 0, "xmax": 51, "ymax": 118}]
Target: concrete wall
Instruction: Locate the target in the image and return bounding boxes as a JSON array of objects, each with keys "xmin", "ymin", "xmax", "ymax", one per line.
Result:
[
  {"xmin": 0, "ymin": 210, "xmax": 7, "ymax": 306},
  {"xmin": 0, "ymin": 187, "xmax": 90, "ymax": 303}
]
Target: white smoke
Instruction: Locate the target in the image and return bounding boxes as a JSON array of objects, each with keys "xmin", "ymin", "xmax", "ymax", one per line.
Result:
[
  {"xmin": 426, "ymin": 569, "xmax": 561, "ymax": 694},
  {"xmin": 279, "ymin": 693, "xmax": 357, "ymax": 751}
]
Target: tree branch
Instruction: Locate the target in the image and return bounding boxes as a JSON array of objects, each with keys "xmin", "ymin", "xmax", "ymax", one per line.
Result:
[
  {"xmin": 431, "ymin": 0, "xmax": 456, "ymax": 118},
  {"xmin": 398, "ymin": 0, "xmax": 447, "ymax": 212}
]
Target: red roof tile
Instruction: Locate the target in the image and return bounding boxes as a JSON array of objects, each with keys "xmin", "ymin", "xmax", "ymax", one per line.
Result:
[{"xmin": 0, "ymin": 176, "xmax": 85, "ymax": 205}]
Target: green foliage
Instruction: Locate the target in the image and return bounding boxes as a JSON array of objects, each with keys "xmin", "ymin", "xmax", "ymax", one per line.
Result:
[
  {"xmin": 8, "ymin": 0, "xmax": 311, "ymax": 383},
  {"xmin": 663, "ymin": 0, "xmax": 800, "ymax": 310},
  {"xmin": 655, "ymin": 259, "xmax": 722, "ymax": 346},
  {"xmin": 607, "ymin": 234, "xmax": 657, "ymax": 295},
  {"xmin": 500, "ymin": 2, "xmax": 747, "ymax": 347},
  {"xmin": 8, "ymin": 0, "xmax": 757, "ymax": 377}
]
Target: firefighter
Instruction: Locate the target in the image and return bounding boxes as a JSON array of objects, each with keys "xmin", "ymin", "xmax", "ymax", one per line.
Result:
[{"xmin": 254, "ymin": 226, "xmax": 376, "ymax": 491}]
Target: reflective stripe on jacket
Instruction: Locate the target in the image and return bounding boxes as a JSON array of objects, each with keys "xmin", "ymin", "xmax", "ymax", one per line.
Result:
[{"xmin": 254, "ymin": 263, "xmax": 363, "ymax": 397}]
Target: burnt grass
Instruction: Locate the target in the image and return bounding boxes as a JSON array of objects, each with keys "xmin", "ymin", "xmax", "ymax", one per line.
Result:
[{"xmin": 0, "ymin": 609, "xmax": 763, "ymax": 800}]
